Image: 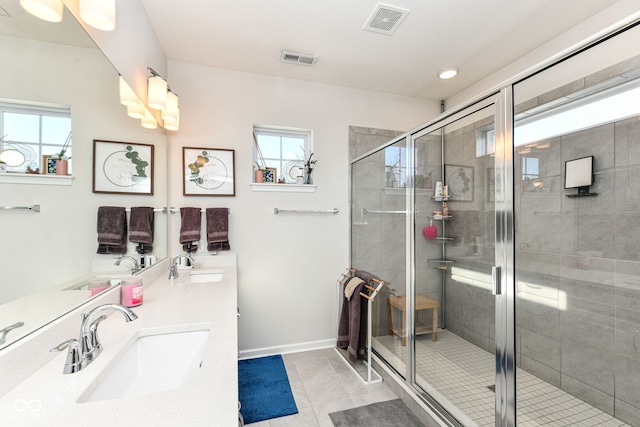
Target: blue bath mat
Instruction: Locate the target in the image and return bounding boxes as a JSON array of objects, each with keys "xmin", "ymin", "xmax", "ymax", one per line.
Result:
[{"xmin": 238, "ymin": 354, "xmax": 298, "ymax": 424}]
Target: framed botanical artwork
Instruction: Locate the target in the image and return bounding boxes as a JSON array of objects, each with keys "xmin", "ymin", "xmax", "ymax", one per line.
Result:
[
  {"xmin": 183, "ymin": 147, "xmax": 235, "ymax": 196},
  {"xmin": 43, "ymin": 154, "xmax": 56, "ymax": 174},
  {"xmin": 93, "ymin": 140, "xmax": 154, "ymax": 195},
  {"xmin": 444, "ymin": 164, "xmax": 474, "ymax": 201},
  {"xmin": 264, "ymin": 167, "xmax": 277, "ymax": 183}
]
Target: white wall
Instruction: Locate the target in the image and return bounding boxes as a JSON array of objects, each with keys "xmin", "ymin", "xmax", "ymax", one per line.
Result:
[
  {"xmin": 166, "ymin": 61, "xmax": 439, "ymax": 354},
  {"xmin": 0, "ymin": 35, "xmax": 167, "ymax": 304}
]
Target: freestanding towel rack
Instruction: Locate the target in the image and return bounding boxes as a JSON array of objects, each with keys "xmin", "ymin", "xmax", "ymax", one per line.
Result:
[{"xmin": 335, "ymin": 267, "xmax": 388, "ymax": 385}]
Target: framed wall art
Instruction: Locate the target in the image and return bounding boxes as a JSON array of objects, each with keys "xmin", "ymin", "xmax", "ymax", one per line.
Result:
[
  {"xmin": 264, "ymin": 167, "xmax": 277, "ymax": 183},
  {"xmin": 183, "ymin": 147, "xmax": 235, "ymax": 196},
  {"xmin": 92, "ymin": 140, "xmax": 154, "ymax": 195},
  {"xmin": 43, "ymin": 154, "xmax": 56, "ymax": 174}
]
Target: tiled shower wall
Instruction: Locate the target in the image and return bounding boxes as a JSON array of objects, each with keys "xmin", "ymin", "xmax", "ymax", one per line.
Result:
[{"xmin": 443, "ymin": 112, "xmax": 640, "ymax": 424}]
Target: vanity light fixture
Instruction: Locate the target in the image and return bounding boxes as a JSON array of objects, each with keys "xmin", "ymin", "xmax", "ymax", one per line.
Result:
[
  {"xmin": 161, "ymin": 91, "xmax": 179, "ymax": 123},
  {"xmin": 147, "ymin": 68, "xmax": 168, "ymax": 111},
  {"xmin": 119, "ymin": 76, "xmax": 139, "ymax": 107},
  {"xmin": 126, "ymin": 102, "xmax": 145, "ymax": 119},
  {"xmin": 164, "ymin": 108, "xmax": 180, "ymax": 132},
  {"xmin": 437, "ymin": 67, "xmax": 459, "ymax": 80},
  {"xmin": 19, "ymin": 0, "xmax": 64, "ymax": 23},
  {"xmin": 141, "ymin": 109, "xmax": 157, "ymax": 129},
  {"xmin": 79, "ymin": 0, "xmax": 116, "ymax": 32}
]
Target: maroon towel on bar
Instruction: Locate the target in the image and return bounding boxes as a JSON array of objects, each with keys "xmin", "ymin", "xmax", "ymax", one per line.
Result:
[
  {"xmin": 180, "ymin": 207, "xmax": 202, "ymax": 252},
  {"xmin": 337, "ymin": 270, "xmax": 376, "ymax": 363},
  {"xmin": 206, "ymin": 208, "xmax": 230, "ymax": 251},
  {"xmin": 97, "ymin": 206, "xmax": 127, "ymax": 254},
  {"xmin": 129, "ymin": 207, "xmax": 154, "ymax": 254}
]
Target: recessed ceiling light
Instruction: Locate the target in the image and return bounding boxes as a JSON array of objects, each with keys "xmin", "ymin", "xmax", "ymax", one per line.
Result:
[{"xmin": 438, "ymin": 67, "xmax": 459, "ymax": 80}]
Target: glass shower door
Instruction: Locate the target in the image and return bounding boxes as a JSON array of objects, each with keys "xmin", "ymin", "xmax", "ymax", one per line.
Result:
[
  {"xmin": 351, "ymin": 138, "xmax": 408, "ymax": 378},
  {"xmin": 412, "ymin": 97, "xmax": 503, "ymax": 427}
]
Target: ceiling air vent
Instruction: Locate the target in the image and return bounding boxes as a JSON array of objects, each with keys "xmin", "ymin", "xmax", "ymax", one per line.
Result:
[
  {"xmin": 281, "ymin": 50, "xmax": 318, "ymax": 67},
  {"xmin": 363, "ymin": 3, "xmax": 410, "ymax": 35}
]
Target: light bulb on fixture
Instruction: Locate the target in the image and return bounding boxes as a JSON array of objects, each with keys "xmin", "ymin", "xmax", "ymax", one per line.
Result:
[
  {"xmin": 79, "ymin": 0, "xmax": 116, "ymax": 31},
  {"xmin": 127, "ymin": 102, "xmax": 145, "ymax": 119},
  {"xmin": 161, "ymin": 91, "xmax": 179, "ymax": 123},
  {"xmin": 141, "ymin": 109, "xmax": 157, "ymax": 129},
  {"xmin": 119, "ymin": 76, "xmax": 140, "ymax": 107},
  {"xmin": 147, "ymin": 75, "xmax": 167, "ymax": 110},
  {"xmin": 20, "ymin": 0, "xmax": 64, "ymax": 23},
  {"xmin": 437, "ymin": 67, "xmax": 459, "ymax": 80},
  {"xmin": 164, "ymin": 108, "xmax": 180, "ymax": 132}
]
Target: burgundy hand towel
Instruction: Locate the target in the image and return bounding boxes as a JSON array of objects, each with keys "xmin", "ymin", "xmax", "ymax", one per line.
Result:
[
  {"xmin": 129, "ymin": 207, "xmax": 154, "ymax": 254},
  {"xmin": 206, "ymin": 208, "xmax": 230, "ymax": 252},
  {"xmin": 97, "ymin": 206, "xmax": 127, "ymax": 254},
  {"xmin": 180, "ymin": 207, "xmax": 202, "ymax": 252}
]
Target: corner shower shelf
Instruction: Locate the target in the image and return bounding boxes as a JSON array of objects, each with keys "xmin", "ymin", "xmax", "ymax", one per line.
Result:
[
  {"xmin": 432, "ymin": 196, "xmax": 452, "ymax": 202},
  {"xmin": 429, "ymin": 259, "xmax": 454, "ymax": 270},
  {"xmin": 429, "ymin": 215, "xmax": 454, "ymax": 221}
]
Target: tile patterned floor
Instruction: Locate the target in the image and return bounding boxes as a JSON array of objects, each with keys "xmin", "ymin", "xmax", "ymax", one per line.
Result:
[
  {"xmin": 374, "ymin": 330, "xmax": 631, "ymax": 427},
  {"xmin": 246, "ymin": 348, "xmax": 399, "ymax": 426}
]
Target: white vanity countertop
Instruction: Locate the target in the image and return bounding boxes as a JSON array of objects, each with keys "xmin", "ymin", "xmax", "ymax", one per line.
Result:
[{"xmin": 0, "ymin": 264, "xmax": 238, "ymax": 426}]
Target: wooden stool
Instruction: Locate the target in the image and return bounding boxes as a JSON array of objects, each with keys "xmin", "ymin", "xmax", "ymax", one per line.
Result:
[{"xmin": 388, "ymin": 294, "xmax": 439, "ymax": 346}]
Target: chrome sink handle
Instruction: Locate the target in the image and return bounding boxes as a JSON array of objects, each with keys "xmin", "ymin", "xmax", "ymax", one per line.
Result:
[
  {"xmin": 0, "ymin": 321, "xmax": 24, "ymax": 345},
  {"xmin": 50, "ymin": 339, "xmax": 83, "ymax": 374},
  {"xmin": 114, "ymin": 255, "xmax": 140, "ymax": 274}
]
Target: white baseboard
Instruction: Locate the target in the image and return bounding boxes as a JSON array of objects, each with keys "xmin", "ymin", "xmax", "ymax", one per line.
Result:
[{"xmin": 239, "ymin": 338, "xmax": 336, "ymax": 360}]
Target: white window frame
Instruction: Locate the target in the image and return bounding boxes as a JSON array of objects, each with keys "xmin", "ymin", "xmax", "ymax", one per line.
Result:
[
  {"xmin": 0, "ymin": 101, "xmax": 71, "ymax": 172},
  {"xmin": 253, "ymin": 125, "xmax": 313, "ymax": 184}
]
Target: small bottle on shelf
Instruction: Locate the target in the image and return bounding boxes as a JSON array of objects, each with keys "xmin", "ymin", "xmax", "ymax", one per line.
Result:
[{"xmin": 442, "ymin": 202, "xmax": 449, "ymax": 217}]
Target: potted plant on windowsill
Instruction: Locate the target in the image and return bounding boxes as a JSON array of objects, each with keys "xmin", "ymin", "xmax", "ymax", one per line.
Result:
[
  {"xmin": 254, "ymin": 161, "xmax": 266, "ymax": 183},
  {"xmin": 52, "ymin": 132, "xmax": 71, "ymax": 176}
]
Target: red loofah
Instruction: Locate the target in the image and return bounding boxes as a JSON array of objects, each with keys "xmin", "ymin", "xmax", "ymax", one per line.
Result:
[{"xmin": 423, "ymin": 225, "xmax": 438, "ymax": 239}]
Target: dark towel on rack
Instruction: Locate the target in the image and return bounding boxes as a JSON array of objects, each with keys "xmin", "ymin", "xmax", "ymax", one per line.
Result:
[
  {"xmin": 337, "ymin": 270, "xmax": 377, "ymax": 363},
  {"xmin": 206, "ymin": 208, "xmax": 230, "ymax": 252},
  {"xmin": 129, "ymin": 207, "xmax": 154, "ymax": 254},
  {"xmin": 97, "ymin": 206, "xmax": 127, "ymax": 254},
  {"xmin": 180, "ymin": 207, "xmax": 202, "ymax": 252}
]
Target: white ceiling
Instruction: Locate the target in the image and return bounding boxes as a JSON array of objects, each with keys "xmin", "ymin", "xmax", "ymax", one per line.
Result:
[{"xmin": 140, "ymin": 0, "xmax": 622, "ymax": 101}]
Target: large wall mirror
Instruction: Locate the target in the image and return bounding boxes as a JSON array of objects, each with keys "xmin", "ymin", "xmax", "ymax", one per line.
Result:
[{"xmin": 0, "ymin": 2, "xmax": 168, "ymax": 350}]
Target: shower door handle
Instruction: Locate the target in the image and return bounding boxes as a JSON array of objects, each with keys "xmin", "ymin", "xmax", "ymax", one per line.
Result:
[{"xmin": 492, "ymin": 266, "xmax": 502, "ymax": 295}]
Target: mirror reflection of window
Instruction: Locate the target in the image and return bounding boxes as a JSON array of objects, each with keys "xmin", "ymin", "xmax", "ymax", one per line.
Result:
[{"xmin": 0, "ymin": 103, "xmax": 71, "ymax": 172}]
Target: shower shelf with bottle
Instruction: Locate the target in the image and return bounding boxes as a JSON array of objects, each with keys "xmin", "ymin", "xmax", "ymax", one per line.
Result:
[{"xmin": 428, "ymin": 192, "xmax": 455, "ymax": 270}]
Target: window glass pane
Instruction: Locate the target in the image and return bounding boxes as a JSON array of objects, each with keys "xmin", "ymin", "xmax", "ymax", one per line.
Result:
[
  {"xmin": 257, "ymin": 135, "xmax": 280, "ymax": 159},
  {"xmin": 3, "ymin": 112, "xmax": 39, "ymax": 143},
  {"xmin": 282, "ymin": 137, "xmax": 304, "ymax": 160},
  {"xmin": 42, "ymin": 116, "xmax": 71, "ymax": 146}
]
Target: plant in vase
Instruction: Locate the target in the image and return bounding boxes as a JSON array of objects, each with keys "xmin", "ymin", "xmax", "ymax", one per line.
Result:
[
  {"xmin": 302, "ymin": 151, "xmax": 317, "ymax": 185},
  {"xmin": 254, "ymin": 161, "xmax": 266, "ymax": 183},
  {"xmin": 52, "ymin": 132, "xmax": 72, "ymax": 176}
]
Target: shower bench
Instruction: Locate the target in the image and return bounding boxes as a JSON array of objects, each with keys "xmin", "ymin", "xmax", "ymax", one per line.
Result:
[{"xmin": 388, "ymin": 294, "xmax": 439, "ymax": 346}]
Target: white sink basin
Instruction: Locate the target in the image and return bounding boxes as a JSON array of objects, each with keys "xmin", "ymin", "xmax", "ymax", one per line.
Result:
[
  {"xmin": 189, "ymin": 270, "xmax": 224, "ymax": 283},
  {"xmin": 82, "ymin": 327, "xmax": 209, "ymax": 402}
]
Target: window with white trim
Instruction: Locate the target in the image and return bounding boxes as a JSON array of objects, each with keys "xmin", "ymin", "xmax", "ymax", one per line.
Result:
[
  {"xmin": 253, "ymin": 126, "xmax": 312, "ymax": 184},
  {"xmin": 0, "ymin": 102, "xmax": 71, "ymax": 172}
]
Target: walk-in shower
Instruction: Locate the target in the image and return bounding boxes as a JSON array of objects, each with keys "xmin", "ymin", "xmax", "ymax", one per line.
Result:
[{"xmin": 350, "ymin": 20, "xmax": 640, "ymax": 427}]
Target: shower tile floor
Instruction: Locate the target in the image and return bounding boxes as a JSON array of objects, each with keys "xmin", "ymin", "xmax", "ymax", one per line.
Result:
[{"xmin": 374, "ymin": 330, "xmax": 631, "ymax": 427}]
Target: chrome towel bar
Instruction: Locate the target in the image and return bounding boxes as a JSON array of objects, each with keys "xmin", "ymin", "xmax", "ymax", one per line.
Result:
[
  {"xmin": 274, "ymin": 208, "xmax": 338, "ymax": 214},
  {"xmin": 1, "ymin": 204, "xmax": 40, "ymax": 212}
]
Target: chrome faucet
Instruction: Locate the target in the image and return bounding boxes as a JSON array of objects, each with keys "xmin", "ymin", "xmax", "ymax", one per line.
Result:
[
  {"xmin": 114, "ymin": 256, "xmax": 140, "ymax": 274},
  {"xmin": 168, "ymin": 254, "xmax": 195, "ymax": 279},
  {"xmin": 0, "ymin": 321, "xmax": 24, "ymax": 345},
  {"xmin": 50, "ymin": 304, "xmax": 138, "ymax": 374}
]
